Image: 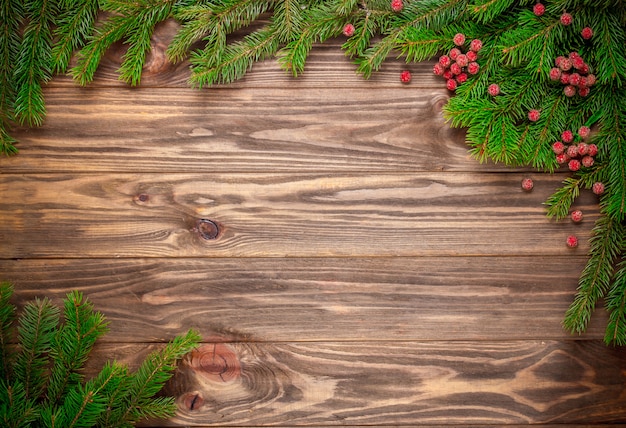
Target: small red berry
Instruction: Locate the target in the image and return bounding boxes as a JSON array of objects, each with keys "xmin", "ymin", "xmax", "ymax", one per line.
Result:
[
  {"xmin": 592, "ymin": 182, "xmax": 605, "ymax": 195},
  {"xmin": 552, "ymin": 141, "xmax": 565, "ymax": 154},
  {"xmin": 568, "ymin": 73, "xmax": 581, "ymax": 86},
  {"xmin": 555, "ymin": 56, "xmax": 565, "ymax": 67},
  {"xmin": 391, "ymin": 0, "xmax": 403, "ymax": 12},
  {"xmin": 466, "ymin": 50, "xmax": 478, "ymax": 62},
  {"xmin": 586, "ymin": 74, "xmax": 596, "ymax": 86},
  {"xmin": 433, "ymin": 63, "xmax": 445, "ymax": 76},
  {"xmin": 470, "ymin": 39, "xmax": 483, "ymax": 52},
  {"xmin": 521, "ymin": 178, "xmax": 534, "ymax": 191},
  {"xmin": 567, "ymin": 235, "xmax": 578, "ymax": 248},
  {"xmin": 556, "ymin": 153, "xmax": 570, "ymax": 164},
  {"xmin": 449, "ymin": 48, "xmax": 461, "ymax": 60},
  {"xmin": 581, "ymin": 27, "xmax": 593, "ymax": 40},
  {"xmin": 443, "ymin": 69, "xmax": 453, "ymax": 80},
  {"xmin": 560, "ymin": 12, "xmax": 573, "ymax": 26},
  {"xmin": 578, "ymin": 126, "xmax": 591, "ymax": 139},
  {"xmin": 446, "ymin": 79, "xmax": 457, "ymax": 91},
  {"xmin": 578, "ymin": 87, "xmax": 590, "ymax": 97},
  {"xmin": 453, "ymin": 33, "xmax": 466, "ymax": 46},
  {"xmin": 467, "ymin": 62, "xmax": 480, "ymax": 75},
  {"xmin": 577, "ymin": 143, "xmax": 588, "ymax": 156},
  {"xmin": 400, "ymin": 70, "xmax": 411, "ymax": 83},
  {"xmin": 342, "ymin": 23, "xmax": 355, "ymax": 37},
  {"xmin": 488, "ymin": 83, "xmax": 500, "ymax": 96},
  {"xmin": 559, "ymin": 58, "xmax": 572, "ymax": 71},
  {"xmin": 528, "ymin": 109, "xmax": 541, "ymax": 122},
  {"xmin": 561, "ymin": 130, "xmax": 574, "ymax": 143},
  {"xmin": 582, "ymin": 155, "xmax": 594, "ymax": 167},
  {"xmin": 564, "ymin": 85, "xmax": 577, "ymax": 97},
  {"xmin": 439, "ymin": 55, "xmax": 451, "ymax": 68},
  {"xmin": 560, "ymin": 72, "xmax": 571, "ymax": 85},
  {"xmin": 566, "ymin": 144, "xmax": 579, "ymax": 158},
  {"xmin": 456, "ymin": 54, "xmax": 469, "ymax": 67},
  {"xmin": 549, "ymin": 67, "xmax": 562, "ymax": 81},
  {"xmin": 456, "ymin": 73, "xmax": 468, "ymax": 84},
  {"xmin": 571, "ymin": 210, "xmax": 583, "ymax": 223},
  {"xmin": 533, "ymin": 2, "xmax": 545, "ymax": 16},
  {"xmin": 571, "ymin": 56, "xmax": 585, "ymax": 70},
  {"xmin": 587, "ymin": 144, "xmax": 598, "ymax": 156},
  {"xmin": 568, "ymin": 159, "xmax": 581, "ymax": 171},
  {"xmin": 450, "ymin": 63, "xmax": 462, "ymax": 75}
]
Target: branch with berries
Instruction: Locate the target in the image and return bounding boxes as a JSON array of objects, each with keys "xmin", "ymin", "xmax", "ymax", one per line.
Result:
[{"xmin": 1, "ymin": 0, "xmax": 625, "ymax": 344}]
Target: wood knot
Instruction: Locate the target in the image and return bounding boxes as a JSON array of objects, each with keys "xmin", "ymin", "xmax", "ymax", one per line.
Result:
[
  {"xmin": 181, "ymin": 391, "xmax": 204, "ymax": 411},
  {"xmin": 195, "ymin": 219, "xmax": 219, "ymax": 240},
  {"xmin": 135, "ymin": 193, "xmax": 149, "ymax": 202},
  {"xmin": 187, "ymin": 343, "xmax": 240, "ymax": 383}
]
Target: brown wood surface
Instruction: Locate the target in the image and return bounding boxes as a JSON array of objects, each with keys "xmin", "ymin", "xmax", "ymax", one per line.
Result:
[{"xmin": 1, "ymin": 19, "xmax": 625, "ymax": 427}]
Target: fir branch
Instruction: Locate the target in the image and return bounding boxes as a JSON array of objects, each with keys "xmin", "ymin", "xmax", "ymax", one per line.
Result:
[
  {"xmin": 563, "ymin": 213, "xmax": 625, "ymax": 335},
  {"xmin": 14, "ymin": 297, "xmax": 60, "ymax": 401},
  {"xmin": 0, "ymin": 380, "xmax": 39, "ymax": 428},
  {"xmin": 0, "ymin": 282, "xmax": 15, "ymax": 382},
  {"xmin": 51, "ymin": 0, "xmax": 100, "ymax": 74},
  {"xmin": 605, "ymin": 258, "xmax": 626, "ymax": 345},
  {"xmin": 0, "ymin": 0, "xmax": 23, "ymax": 127},
  {"xmin": 592, "ymin": 10, "xmax": 626, "ymax": 85},
  {"xmin": 469, "ymin": 0, "xmax": 515, "ymax": 23},
  {"xmin": 545, "ymin": 176, "xmax": 582, "ymax": 219}
]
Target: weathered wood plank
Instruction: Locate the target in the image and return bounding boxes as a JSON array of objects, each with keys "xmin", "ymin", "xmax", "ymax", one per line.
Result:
[
  {"xmin": 6, "ymin": 86, "xmax": 484, "ymax": 173},
  {"xmin": 0, "ymin": 257, "xmax": 609, "ymax": 341},
  {"xmin": 79, "ymin": 341, "xmax": 626, "ymax": 426},
  {"xmin": 0, "ymin": 172, "xmax": 599, "ymax": 258}
]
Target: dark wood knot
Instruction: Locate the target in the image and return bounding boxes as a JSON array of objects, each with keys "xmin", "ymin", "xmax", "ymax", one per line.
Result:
[
  {"xmin": 187, "ymin": 343, "xmax": 241, "ymax": 383},
  {"xmin": 136, "ymin": 193, "xmax": 149, "ymax": 202},
  {"xmin": 181, "ymin": 391, "xmax": 204, "ymax": 411},
  {"xmin": 196, "ymin": 219, "xmax": 219, "ymax": 240}
]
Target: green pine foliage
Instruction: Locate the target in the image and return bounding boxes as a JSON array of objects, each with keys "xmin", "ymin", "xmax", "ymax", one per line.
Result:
[
  {"xmin": 0, "ymin": 282, "xmax": 201, "ymax": 427},
  {"xmin": 0, "ymin": 0, "xmax": 625, "ymax": 344}
]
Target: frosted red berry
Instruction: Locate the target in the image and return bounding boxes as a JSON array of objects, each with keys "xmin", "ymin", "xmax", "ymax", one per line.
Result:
[
  {"xmin": 453, "ymin": 33, "xmax": 466, "ymax": 46},
  {"xmin": 528, "ymin": 109, "xmax": 541, "ymax": 122},
  {"xmin": 400, "ymin": 70, "xmax": 411, "ymax": 83},
  {"xmin": 549, "ymin": 67, "xmax": 562, "ymax": 81},
  {"xmin": 561, "ymin": 130, "xmax": 574, "ymax": 143},
  {"xmin": 556, "ymin": 153, "xmax": 569, "ymax": 164},
  {"xmin": 560, "ymin": 12, "xmax": 573, "ymax": 26},
  {"xmin": 582, "ymin": 155, "xmax": 594, "ymax": 167},
  {"xmin": 592, "ymin": 182, "xmax": 605, "ymax": 195},
  {"xmin": 577, "ymin": 143, "xmax": 588, "ymax": 156},
  {"xmin": 342, "ymin": 23, "xmax": 355, "ymax": 37},
  {"xmin": 581, "ymin": 27, "xmax": 593, "ymax": 40},
  {"xmin": 567, "ymin": 235, "xmax": 578, "ymax": 248},
  {"xmin": 568, "ymin": 159, "xmax": 581, "ymax": 171},
  {"xmin": 521, "ymin": 178, "xmax": 534, "ymax": 191},
  {"xmin": 488, "ymin": 83, "xmax": 500, "ymax": 96},
  {"xmin": 564, "ymin": 85, "xmax": 577, "ymax": 97},
  {"xmin": 466, "ymin": 50, "xmax": 478, "ymax": 62},
  {"xmin": 552, "ymin": 141, "xmax": 565, "ymax": 154},
  {"xmin": 571, "ymin": 210, "xmax": 583, "ymax": 222},
  {"xmin": 559, "ymin": 58, "xmax": 572, "ymax": 71},
  {"xmin": 578, "ymin": 87, "xmax": 590, "ymax": 97},
  {"xmin": 586, "ymin": 74, "xmax": 596, "ymax": 86},
  {"xmin": 456, "ymin": 54, "xmax": 469, "ymax": 67},
  {"xmin": 443, "ymin": 69, "xmax": 453, "ymax": 80},
  {"xmin": 578, "ymin": 126, "xmax": 591, "ymax": 139},
  {"xmin": 467, "ymin": 62, "xmax": 480, "ymax": 75},
  {"xmin": 439, "ymin": 55, "xmax": 451, "ymax": 68},
  {"xmin": 568, "ymin": 73, "xmax": 581, "ymax": 86},
  {"xmin": 571, "ymin": 56, "xmax": 585, "ymax": 70},
  {"xmin": 446, "ymin": 79, "xmax": 457, "ymax": 91},
  {"xmin": 456, "ymin": 73, "xmax": 468, "ymax": 84},
  {"xmin": 470, "ymin": 39, "xmax": 483, "ymax": 52},
  {"xmin": 391, "ymin": 0, "xmax": 403, "ymax": 12},
  {"xmin": 533, "ymin": 2, "xmax": 545, "ymax": 16},
  {"xmin": 566, "ymin": 144, "xmax": 579, "ymax": 158},
  {"xmin": 449, "ymin": 48, "xmax": 461, "ymax": 60},
  {"xmin": 587, "ymin": 144, "xmax": 598, "ymax": 156},
  {"xmin": 450, "ymin": 63, "xmax": 462, "ymax": 75},
  {"xmin": 560, "ymin": 72, "xmax": 571, "ymax": 85},
  {"xmin": 433, "ymin": 63, "xmax": 445, "ymax": 76}
]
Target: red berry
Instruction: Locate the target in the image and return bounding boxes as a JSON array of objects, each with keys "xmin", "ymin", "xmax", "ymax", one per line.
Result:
[
  {"xmin": 560, "ymin": 12, "xmax": 573, "ymax": 26},
  {"xmin": 568, "ymin": 159, "xmax": 581, "ymax": 171},
  {"xmin": 577, "ymin": 143, "xmax": 588, "ymax": 156},
  {"xmin": 467, "ymin": 62, "xmax": 480, "ymax": 75},
  {"xmin": 567, "ymin": 235, "xmax": 578, "ymax": 248},
  {"xmin": 433, "ymin": 63, "xmax": 445, "ymax": 75},
  {"xmin": 466, "ymin": 50, "xmax": 478, "ymax": 62},
  {"xmin": 439, "ymin": 55, "xmax": 451, "ymax": 68},
  {"xmin": 571, "ymin": 56, "xmax": 585, "ymax": 70},
  {"xmin": 578, "ymin": 76, "xmax": 588, "ymax": 88},
  {"xmin": 556, "ymin": 153, "xmax": 570, "ymax": 164},
  {"xmin": 587, "ymin": 143, "xmax": 598, "ymax": 156},
  {"xmin": 582, "ymin": 155, "xmax": 594, "ymax": 167},
  {"xmin": 592, "ymin": 182, "xmax": 605, "ymax": 195},
  {"xmin": 446, "ymin": 79, "xmax": 457, "ymax": 91},
  {"xmin": 391, "ymin": 0, "xmax": 403, "ymax": 12},
  {"xmin": 586, "ymin": 74, "xmax": 596, "ymax": 86},
  {"xmin": 561, "ymin": 130, "xmax": 574, "ymax": 143},
  {"xmin": 400, "ymin": 70, "xmax": 411, "ymax": 83},
  {"xmin": 559, "ymin": 58, "xmax": 572, "ymax": 71},
  {"xmin": 450, "ymin": 63, "xmax": 462, "ymax": 75},
  {"xmin": 578, "ymin": 87, "xmax": 590, "ymax": 97},
  {"xmin": 566, "ymin": 144, "xmax": 579, "ymax": 158},
  {"xmin": 521, "ymin": 178, "xmax": 534, "ymax": 191},
  {"xmin": 549, "ymin": 67, "xmax": 562, "ymax": 81},
  {"xmin": 568, "ymin": 73, "xmax": 581, "ymax": 86},
  {"xmin": 456, "ymin": 54, "xmax": 468, "ymax": 67},
  {"xmin": 470, "ymin": 39, "xmax": 483, "ymax": 52},
  {"xmin": 342, "ymin": 23, "xmax": 355, "ymax": 37},
  {"xmin": 555, "ymin": 56, "xmax": 565, "ymax": 67},
  {"xmin": 564, "ymin": 85, "xmax": 577, "ymax": 97},
  {"xmin": 443, "ymin": 69, "xmax": 453, "ymax": 80},
  {"xmin": 581, "ymin": 27, "xmax": 593, "ymax": 39},
  {"xmin": 453, "ymin": 33, "xmax": 466, "ymax": 46},
  {"xmin": 571, "ymin": 210, "xmax": 583, "ymax": 222},
  {"xmin": 456, "ymin": 73, "xmax": 468, "ymax": 84},
  {"xmin": 449, "ymin": 48, "xmax": 461, "ymax": 60},
  {"xmin": 488, "ymin": 83, "xmax": 500, "ymax": 96},
  {"xmin": 528, "ymin": 109, "xmax": 541, "ymax": 122},
  {"xmin": 560, "ymin": 72, "xmax": 571, "ymax": 85},
  {"xmin": 552, "ymin": 141, "xmax": 565, "ymax": 154},
  {"xmin": 533, "ymin": 2, "xmax": 545, "ymax": 16}
]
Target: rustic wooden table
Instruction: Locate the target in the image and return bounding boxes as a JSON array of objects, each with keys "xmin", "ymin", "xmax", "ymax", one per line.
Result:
[{"xmin": 1, "ymin": 24, "xmax": 625, "ymax": 426}]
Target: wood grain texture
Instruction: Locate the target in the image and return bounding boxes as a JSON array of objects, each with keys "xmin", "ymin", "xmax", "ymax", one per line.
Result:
[
  {"xmin": 6, "ymin": 86, "xmax": 481, "ymax": 174},
  {"xmin": 79, "ymin": 341, "xmax": 626, "ymax": 426},
  {"xmin": 0, "ymin": 172, "xmax": 600, "ymax": 258},
  {"xmin": 0, "ymin": 257, "xmax": 611, "ymax": 342}
]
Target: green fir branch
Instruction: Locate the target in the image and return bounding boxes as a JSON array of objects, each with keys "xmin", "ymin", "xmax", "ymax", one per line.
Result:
[
  {"xmin": 605, "ymin": 258, "xmax": 626, "ymax": 345},
  {"xmin": 545, "ymin": 176, "xmax": 582, "ymax": 219},
  {"xmin": 0, "ymin": 283, "xmax": 15, "ymax": 382}
]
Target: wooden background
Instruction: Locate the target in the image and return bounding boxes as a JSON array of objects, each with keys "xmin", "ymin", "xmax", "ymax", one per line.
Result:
[{"xmin": 1, "ymin": 21, "xmax": 626, "ymax": 426}]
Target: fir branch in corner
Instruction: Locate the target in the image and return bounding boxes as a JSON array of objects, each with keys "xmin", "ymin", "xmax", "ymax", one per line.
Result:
[
  {"xmin": 0, "ymin": 0, "xmax": 23, "ymax": 155},
  {"xmin": 0, "ymin": 282, "xmax": 15, "ymax": 381},
  {"xmin": 605, "ymin": 258, "xmax": 626, "ymax": 345}
]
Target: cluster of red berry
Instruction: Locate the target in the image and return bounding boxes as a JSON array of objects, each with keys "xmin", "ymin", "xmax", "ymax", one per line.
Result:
[
  {"xmin": 549, "ymin": 52, "xmax": 596, "ymax": 98},
  {"xmin": 552, "ymin": 126, "xmax": 598, "ymax": 171},
  {"xmin": 432, "ymin": 34, "xmax": 482, "ymax": 91}
]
